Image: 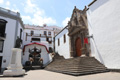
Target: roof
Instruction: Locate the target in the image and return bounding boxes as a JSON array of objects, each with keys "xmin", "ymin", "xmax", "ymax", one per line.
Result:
[
  {"xmin": 23, "ymin": 42, "xmax": 49, "ymax": 54},
  {"xmin": 88, "ymin": 0, "xmax": 97, "ymax": 7},
  {"xmin": 0, "ymin": 7, "xmax": 24, "ymax": 29},
  {"xmin": 54, "ymin": 26, "xmax": 68, "ymax": 38},
  {"xmin": 24, "ymin": 24, "xmax": 62, "ymax": 31}
]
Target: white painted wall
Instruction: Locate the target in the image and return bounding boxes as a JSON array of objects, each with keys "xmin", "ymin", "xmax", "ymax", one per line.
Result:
[
  {"xmin": 23, "ymin": 29, "xmax": 54, "ymax": 49},
  {"xmin": 0, "ymin": 14, "xmax": 24, "ymax": 71},
  {"xmin": 0, "ymin": 16, "xmax": 16, "ymax": 69},
  {"xmin": 87, "ymin": 0, "xmax": 120, "ymax": 69},
  {"xmin": 55, "ymin": 28, "xmax": 70, "ymax": 59},
  {"xmin": 22, "ymin": 44, "xmax": 52, "ymax": 66}
]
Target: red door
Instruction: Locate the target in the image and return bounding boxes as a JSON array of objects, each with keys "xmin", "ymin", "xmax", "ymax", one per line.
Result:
[{"xmin": 75, "ymin": 38, "xmax": 82, "ymax": 57}]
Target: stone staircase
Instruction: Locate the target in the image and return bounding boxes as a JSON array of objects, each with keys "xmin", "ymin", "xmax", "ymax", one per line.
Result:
[{"xmin": 45, "ymin": 55, "xmax": 109, "ymax": 76}]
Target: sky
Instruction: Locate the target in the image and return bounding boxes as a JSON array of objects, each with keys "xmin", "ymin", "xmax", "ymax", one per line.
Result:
[{"xmin": 0, "ymin": 0, "xmax": 93, "ymax": 27}]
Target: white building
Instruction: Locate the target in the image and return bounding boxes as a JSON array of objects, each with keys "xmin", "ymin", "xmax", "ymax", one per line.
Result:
[
  {"xmin": 22, "ymin": 24, "xmax": 61, "ymax": 66},
  {"xmin": 0, "ymin": 7, "xmax": 24, "ymax": 72},
  {"xmin": 87, "ymin": 0, "xmax": 120, "ymax": 69},
  {"xmin": 54, "ymin": 27, "xmax": 70, "ymax": 59}
]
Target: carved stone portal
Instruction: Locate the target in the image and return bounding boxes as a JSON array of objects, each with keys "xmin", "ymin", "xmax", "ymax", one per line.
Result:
[{"xmin": 68, "ymin": 6, "xmax": 89, "ymax": 57}]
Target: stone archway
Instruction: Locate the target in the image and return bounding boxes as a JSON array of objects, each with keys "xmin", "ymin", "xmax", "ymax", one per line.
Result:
[{"xmin": 75, "ymin": 38, "xmax": 82, "ymax": 57}]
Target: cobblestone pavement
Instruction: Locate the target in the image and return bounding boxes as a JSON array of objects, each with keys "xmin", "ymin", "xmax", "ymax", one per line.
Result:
[{"xmin": 0, "ymin": 70, "xmax": 120, "ymax": 80}]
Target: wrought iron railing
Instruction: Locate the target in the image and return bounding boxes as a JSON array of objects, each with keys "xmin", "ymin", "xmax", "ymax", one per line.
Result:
[{"xmin": 27, "ymin": 33, "xmax": 52, "ymax": 37}]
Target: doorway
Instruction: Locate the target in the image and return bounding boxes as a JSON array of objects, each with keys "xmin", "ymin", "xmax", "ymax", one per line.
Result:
[
  {"xmin": 0, "ymin": 56, "xmax": 2, "ymax": 72},
  {"xmin": 75, "ymin": 38, "xmax": 82, "ymax": 57}
]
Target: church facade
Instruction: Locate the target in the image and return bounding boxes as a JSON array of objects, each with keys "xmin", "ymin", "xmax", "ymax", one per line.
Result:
[
  {"xmin": 55, "ymin": 6, "xmax": 90, "ymax": 58},
  {"xmin": 55, "ymin": 0, "xmax": 120, "ymax": 69}
]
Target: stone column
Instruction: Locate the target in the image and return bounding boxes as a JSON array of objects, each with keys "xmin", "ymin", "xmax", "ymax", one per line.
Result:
[
  {"xmin": 3, "ymin": 48, "xmax": 25, "ymax": 76},
  {"xmin": 69, "ymin": 36, "xmax": 74, "ymax": 57},
  {"xmin": 81, "ymin": 32, "xmax": 86, "ymax": 57}
]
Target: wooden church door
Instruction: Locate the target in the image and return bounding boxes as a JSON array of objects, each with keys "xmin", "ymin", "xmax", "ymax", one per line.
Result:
[{"xmin": 75, "ymin": 38, "xmax": 82, "ymax": 57}]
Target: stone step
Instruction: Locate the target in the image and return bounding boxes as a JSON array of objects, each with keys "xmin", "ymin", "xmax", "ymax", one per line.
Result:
[
  {"xmin": 45, "ymin": 56, "xmax": 108, "ymax": 76},
  {"xmin": 46, "ymin": 69, "xmax": 108, "ymax": 76},
  {"xmin": 49, "ymin": 66, "xmax": 106, "ymax": 69},
  {"xmin": 46, "ymin": 67, "xmax": 106, "ymax": 72},
  {"xmin": 46, "ymin": 68, "xmax": 107, "ymax": 72},
  {"xmin": 47, "ymin": 64, "xmax": 105, "ymax": 68}
]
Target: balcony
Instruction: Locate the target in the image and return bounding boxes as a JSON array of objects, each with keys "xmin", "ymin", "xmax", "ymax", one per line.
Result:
[
  {"xmin": 0, "ymin": 33, "xmax": 6, "ymax": 40},
  {"xmin": 27, "ymin": 33, "xmax": 52, "ymax": 38},
  {"xmin": 48, "ymin": 41, "xmax": 52, "ymax": 44}
]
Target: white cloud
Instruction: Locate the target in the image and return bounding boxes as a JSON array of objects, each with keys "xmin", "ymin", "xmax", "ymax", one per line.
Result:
[
  {"xmin": 22, "ymin": 15, "xmax": 32, "ymax": 23},
  {"xmin": 24, "ymin": 0, "xmax": 44, "ymax": 15},
  {"xmin": 22, "ymin": 16, "xmax": 31, "ymax": 20},
  {"xmin": 0, "ymin": 0, "xmax": 4, "ymax": 4},
  {"xmin": 23, "ymin": 0, "xmax": 56, "ymax": 26},
  {"xmin": 62, "ymin": 17, "xmax": 70, "ymax": 27},
  {"xmin": 5, "ymin": 6, "xmax": 19, "ymax": 13},
  {"xmin": 6, "ymin": 1, "xmax": 10, "ymax": 6},
  {"xmin": 22, "ymin": 14, "xmax": 56, "ymax": 26},
  {"xmin": 5, "ymin": 7, "xmax": 9, "ymax": 10},
  {"xmin": 11, "ymin": 4, "xmax": 20, "ymax": 12},
  {"xmin": 11, "ymin": 8, "xmax": 20, "ymax": 12},
  {"xmin": 31, "ymin": 16, "xmax": 56, "ymax": 26}
]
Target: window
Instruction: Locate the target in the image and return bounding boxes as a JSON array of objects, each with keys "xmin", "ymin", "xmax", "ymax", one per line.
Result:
[
  {"xmin": 49, "ymin": 47, "xmax": 53, "ymax": 53},
  {"xmin": 31, "ymin": 38, "xmax": 40, "ymax": 42},
  {"xmin": 63, "ymin": 34, "xmax": 66, "ymax": 43},
  {"xmin": 31, "ymin": 31, "xmax": 34, "ymax": 36},
  {"xmin": 26, "ymin": 33, "xmax": 28, "ymax": 41},
  {"xmin": 0, "ymin": 40, "xmax": 4, "ymax": 53},
  {"xmin": 0, "ymin": 19, "xmax": 7, "ymax": 38},
  {"xmin": 48, "ymin": 31, "xmax": 51, "ymax": 35},
  {"xmin": 44, "ymin": 31, "xmax": 47, "ymax": 35},
  {"xmin": 58, "ymin": 38, "xmax": 60, "ymax": 46},
  {"xmin": 46, "ymin": 37, "xmax": 49, "ymax": 41},
  {"xmin": 20, "ymin": 29, "xmax": 22, "ymax": 40}
]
